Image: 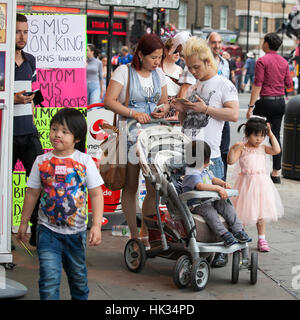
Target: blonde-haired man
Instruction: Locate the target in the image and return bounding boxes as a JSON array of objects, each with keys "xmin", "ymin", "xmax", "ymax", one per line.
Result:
[{"xmin": 174, "ymin": 36, "xmax": 239, "ymax": 267}]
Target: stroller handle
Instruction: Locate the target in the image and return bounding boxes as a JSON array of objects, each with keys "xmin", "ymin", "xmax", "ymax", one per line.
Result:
[{"xmin": 127, "ymin": 118, "xmax": 173, "ymax": 131}]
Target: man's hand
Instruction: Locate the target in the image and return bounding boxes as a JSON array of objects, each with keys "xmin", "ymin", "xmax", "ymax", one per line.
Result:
[
  {"xmin": 246, "ymin": 107, "xmax": 253, "ymax": 119},
  {"xmin": 14, "ymin": 90, "xmax": 35, "ymax": 104}
]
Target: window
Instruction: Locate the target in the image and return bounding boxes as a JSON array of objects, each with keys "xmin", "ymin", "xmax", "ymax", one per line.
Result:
[
  {"xmin": 239, "ymin": 15, "xmax": 252, "ymax": 32},
  {"xmin": 220, "ymin": 7, "xmax": 228, "ymax": 30},
  {"xmin": 204, "ymin": 5, "xmax": 212, "ymax": 28},
  {"xmin": 254, "ymin": 16, "xmax": 259, "ymax": 32},
  {"xmin": 263, "ymin": 17, "xmax": 268, "ymax": 33},
  {"xmin": 178, "ymin": 1, "xmax": 187, "ymax": 29},
  {"xmin": 275, "ymin": 18, "xmax": 283, "ymax": 32}
]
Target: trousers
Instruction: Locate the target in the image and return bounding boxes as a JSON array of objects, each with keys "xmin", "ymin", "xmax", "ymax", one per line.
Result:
[
  {"xmin": 253, "ymin": 98, "xmax": 285, "ymax": 171},
  {"xmin": 37, "ymin": 224, "xmax": 89, "ymax": 300},
  {"xmin": 192, "ymin": 200, "xmax": 243, "ymax": 238}
]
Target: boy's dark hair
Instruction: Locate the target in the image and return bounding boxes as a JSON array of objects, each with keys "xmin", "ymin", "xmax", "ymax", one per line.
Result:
[
  {"xmin": 187, "ymin": 140, "xmax": 211, "ymax": 168},
  {"xmin": 264, "ymin": 32, "xmax": 282, "ymax": 51},
  {"xmin": 16, "ymin": 13, "xmax": 27, "ymax": 23},
  {"xmin": 50, "ymin": 108, "xmax": 87, "ymax": 153},
  {"xmin": 238, "ymin": 116, "xmax": 268, "ymax": 137}
]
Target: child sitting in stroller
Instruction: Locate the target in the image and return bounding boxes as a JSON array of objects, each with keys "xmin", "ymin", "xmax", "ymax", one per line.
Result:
[{"xmin": 182, "ymin": 140, "xmax": 252, "ymax": 247}]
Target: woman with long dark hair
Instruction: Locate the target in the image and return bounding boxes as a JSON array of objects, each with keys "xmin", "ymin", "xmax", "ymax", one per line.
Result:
[{"xmin": 104, "ymin": 34, "xmax": 169, "ymax": 247}]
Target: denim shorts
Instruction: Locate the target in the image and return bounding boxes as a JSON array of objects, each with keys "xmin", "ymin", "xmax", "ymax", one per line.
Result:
[
  {"xmin": 209, "ymin": 156, "xmax": 224, "ymax": 180},
  {"xmin": 37, "ymin": 224, "xmax": 89, "ymax": 300}
]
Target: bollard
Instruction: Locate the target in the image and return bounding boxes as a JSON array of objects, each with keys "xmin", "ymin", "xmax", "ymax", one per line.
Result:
[{"xmin": 282, "ymin": 94, "xmax": 300, "ymax": 180}]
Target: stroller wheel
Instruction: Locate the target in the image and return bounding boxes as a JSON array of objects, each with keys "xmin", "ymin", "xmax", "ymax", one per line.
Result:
[
  {"xmin": 231, "ymin": 251, "xmax": 240, "ymax": 284},
  {"xmin": 250, "ymin": 252, "xmax": 258, "ymax": 285},
  {"xmin": 173, "ymin": 255, "xmax": 192, "ymax": 289},
  {"xmin": 124, "ymin": 239, "xmax": 146, "ymax": 273},
  {"xmin": 190, "ymin": 258, "xmax": 210, "ymax": 291}
]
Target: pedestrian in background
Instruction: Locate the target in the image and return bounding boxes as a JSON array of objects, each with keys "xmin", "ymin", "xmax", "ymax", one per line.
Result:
[
  {"xmin": 118, "ymin": 46, "xmax": 133, "ymax": 65},
  {"xmin": 86, "ymin": 43, "xmax": 103, "ymax": 105},
  {"xmin": 234, "ymin": 56, "xmax": 244, "ymax": 93},
  {"xmin": 98, "ymin": 54, "xmax": 109, "ymax": 103},
  {"xmin": 247, "ymin": 32, "xmax": 293, "ymax": 184},
  {"xmin": 242, "ymin": 51, "xmax": 256, "ymax": 92},
  {"xmin": 161, "ymin": 37, "xmax": 183, "ymax": 120}
]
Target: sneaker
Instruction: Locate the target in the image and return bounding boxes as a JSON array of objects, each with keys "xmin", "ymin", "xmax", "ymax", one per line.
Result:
[
  {"xmin": 234, "ymin": 230, "xmax": 252, "ymax": 243},
  {"xmin": 257, "ymin": 239, "xmax": 270, "ymax": 252},
  {"xmin": 221, "ymin": 232, "xmax": 238, "ymax": 247}
]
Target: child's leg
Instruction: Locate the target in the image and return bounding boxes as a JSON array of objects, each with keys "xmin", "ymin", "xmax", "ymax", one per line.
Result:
[
  {"xmin": 214, "ymin": 200, "xmax": 243, "ymax": 234},
  {"xmin": 37, "ymin": 225, "xmax": 63, "ymax": 300},
  {"xmin": 193, "ymin": 203, "xmax": 228, "ymax": 238},
  {"xmin": 256, "ymin": 219, "xmax": 266, "ymax": 237},
  {"xmin": 256, "ymin": 219, "xmax": 270, "ymax": 251},
  {"xmin": 62, "ymin": 231, "xmax": 89, "ymax": 300}
]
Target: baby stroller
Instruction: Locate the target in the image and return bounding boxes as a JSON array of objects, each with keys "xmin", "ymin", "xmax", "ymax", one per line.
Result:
[{"xmin": 123, "ymin": 119, "xmax": 258, "ymax": 291}]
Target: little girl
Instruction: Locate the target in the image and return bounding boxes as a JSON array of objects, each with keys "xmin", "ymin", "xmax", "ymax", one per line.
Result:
[
  {"xmin": 228, "ymin": 116, "xmax": 284, "ymax": 252},
  {"xmin": 17, "ymin": 108, "xmax": 104, "ymax": 300}
]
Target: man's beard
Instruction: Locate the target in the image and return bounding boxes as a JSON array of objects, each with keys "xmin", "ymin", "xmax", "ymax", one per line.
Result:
[{"xmin": 16, "ymin": 43, "xmax": 26, "ymax": 51}]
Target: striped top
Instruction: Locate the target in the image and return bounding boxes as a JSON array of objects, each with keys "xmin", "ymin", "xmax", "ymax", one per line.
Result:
[{"xmin": 14, "ymin": 51, "xmax": 37, "ymax": 136}]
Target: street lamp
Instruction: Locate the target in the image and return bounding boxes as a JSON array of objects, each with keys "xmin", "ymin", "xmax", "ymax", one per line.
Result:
[
  {"xmin": 246, "ymin": 0, "xmax": 250, "ymax": 53},
  {"xmin": 282, "ymin": 0, "xmax": 286, "ymax": 56}
]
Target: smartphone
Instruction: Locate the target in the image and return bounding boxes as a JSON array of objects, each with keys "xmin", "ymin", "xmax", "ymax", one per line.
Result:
[
  {"xmin": 23, "ymin": 89, "xmax": 39, "ymax": 96},
  {"xmin": 153, "ymin": 104, "xmax": 164, "ymax": 113},
  {"xmin": 175, "ymin": 98, "xmax": 190, "ymax": 103}
]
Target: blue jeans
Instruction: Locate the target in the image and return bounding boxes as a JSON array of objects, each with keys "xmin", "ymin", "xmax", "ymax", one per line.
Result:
[
  {"xmin": 209, "ymin": 157, "xmax": 224, "ymax": 180},
  {"xmin": 37, "ymin": 224, "xmax": 89, "ymax": 300},
  {"xmin": 87, "ymin": 81, "xmax": 101, "ymax": 105}
]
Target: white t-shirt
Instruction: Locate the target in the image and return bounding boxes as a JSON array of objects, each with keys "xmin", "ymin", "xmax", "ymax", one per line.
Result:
[
  {"xmin": 111, "ymin": 64, "xmax": 167, "ymax": 104},
  {"xmin": 163, "ymin": 64, "xmax": 183, "ymax": 97},
  {"xmin": 27, "ymin": 150, "xmax": 103, "ymax": 234},
  {"xmin": 187, "ymin": 75, "xmax": 238, "ymax": 158}
]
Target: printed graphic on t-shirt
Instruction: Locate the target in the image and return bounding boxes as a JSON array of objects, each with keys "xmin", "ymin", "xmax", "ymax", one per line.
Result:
[{"xmin": 38, "ymin": 157, "xmax": 87, "ymax": 227}]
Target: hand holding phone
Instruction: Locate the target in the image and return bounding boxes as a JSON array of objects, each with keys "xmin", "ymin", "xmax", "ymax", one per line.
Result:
[
  {"xmin": 175, "ymin": 98, "xmax": 190, "ymax": 104},
  {"xmin": 153, "ymin": 104, "xmax": 164, "ymax": 113}
]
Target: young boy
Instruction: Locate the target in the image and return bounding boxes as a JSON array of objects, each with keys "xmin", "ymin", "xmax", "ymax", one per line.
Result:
[
  {"xmin": 182, "ymin": 140, "xmax": 251, "ymax": 246},
  {"xmin": 17, "ymin": 109, "xmax": 104, "ymax": 300}
]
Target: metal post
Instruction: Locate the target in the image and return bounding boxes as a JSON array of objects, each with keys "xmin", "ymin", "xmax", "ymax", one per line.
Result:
[
  {"xmin": 156, "ymin": 8, "xmax": 161, "ymax": 36},
  {"xmin": 106, "ymin": 6, "xmax": 114, "ymax": 87},
  {"xmin": 281, "ymin": 0, "xmax": 286, "ymax": 56},
  {"xmin": 246, "ymin": 0, "xmax": 250, "ymax": 53}
]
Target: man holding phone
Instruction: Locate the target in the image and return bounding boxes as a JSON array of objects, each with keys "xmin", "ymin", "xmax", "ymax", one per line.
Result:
[{"xmin": 13, "ymin": 14, "xmax": 43, "ymax": 247}]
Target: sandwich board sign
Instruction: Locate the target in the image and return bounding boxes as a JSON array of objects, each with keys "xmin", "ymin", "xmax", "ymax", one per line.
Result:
[{"xmin": 99, "ymin": 0, "xmax": 179, "ymax": 9}]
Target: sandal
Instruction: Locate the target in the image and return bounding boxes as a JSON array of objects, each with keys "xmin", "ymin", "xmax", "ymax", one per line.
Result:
[{"xmin": 138, "ymin": 236, "xmax": 151, "ymax": 250}]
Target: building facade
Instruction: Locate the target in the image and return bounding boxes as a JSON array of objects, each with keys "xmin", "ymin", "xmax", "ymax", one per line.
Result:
[
  {"xmin": 170, "ymin": 0, "xmax": 297, "ymax": 58},
  {"xmin": 16, "ymin": 0, "xmax": 298, "ymax": 58}
]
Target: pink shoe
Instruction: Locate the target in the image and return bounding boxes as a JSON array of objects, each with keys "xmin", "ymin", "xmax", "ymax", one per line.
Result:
[{"xmin": 257, "ymin": 239, "xmax": 270, "ymax": 252}]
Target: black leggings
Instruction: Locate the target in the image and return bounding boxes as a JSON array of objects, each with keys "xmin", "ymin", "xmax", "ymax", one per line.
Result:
[{"xmin": 253, "ymin": 98, "xmax": 285, "ymax": 171}]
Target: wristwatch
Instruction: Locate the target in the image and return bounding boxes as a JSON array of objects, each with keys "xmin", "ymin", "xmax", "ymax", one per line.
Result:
[{"xmin": 248, "ymin": 105, "xmax": 254, "ymax": 108}]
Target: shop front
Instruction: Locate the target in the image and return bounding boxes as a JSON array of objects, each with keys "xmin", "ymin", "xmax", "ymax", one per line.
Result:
[{"xmin": 87, "ymin": 16, "xmax": 127, "ymax": 55}]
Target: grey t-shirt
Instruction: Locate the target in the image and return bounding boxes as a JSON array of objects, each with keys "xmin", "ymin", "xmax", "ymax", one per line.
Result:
[{"xmin": 86, "ymin": 57, "xmax": 103, "ymax": 83}]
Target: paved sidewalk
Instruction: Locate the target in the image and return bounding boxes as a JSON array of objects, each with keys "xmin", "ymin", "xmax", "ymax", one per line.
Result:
[
  {"xmin": 4, "ymin": 166, "xmax": 300, "ymax": 300},
  {"xmin": 3, "ymin": 92, "xmax": 300, "ymax": 300}
]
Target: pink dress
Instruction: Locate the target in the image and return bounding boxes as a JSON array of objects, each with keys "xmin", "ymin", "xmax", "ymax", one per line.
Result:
[{"xmin": 231, "ymin": 144, "xmax": 284, "ymax": 226}]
